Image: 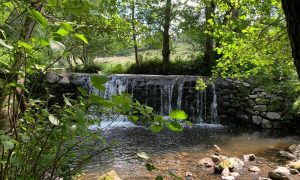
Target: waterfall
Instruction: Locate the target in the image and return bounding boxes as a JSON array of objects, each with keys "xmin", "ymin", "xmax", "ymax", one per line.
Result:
[
  {"xmin": 210, "ymin": 83, "xmax": 218, "ymax": 124},
  {"xmin": 82, "ymin": 74, "xmax": 219, "ymax": 125}
]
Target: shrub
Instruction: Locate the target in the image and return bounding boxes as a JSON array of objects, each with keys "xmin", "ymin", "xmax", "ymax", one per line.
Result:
[{"xmin": 73, "ymin": 63, "xmax": 103, "ymax": 73}]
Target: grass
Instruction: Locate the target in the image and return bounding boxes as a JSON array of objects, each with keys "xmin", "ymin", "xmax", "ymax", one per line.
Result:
[{"xmin": 91, "ymin": 42, "xmax": 204, "ymax": 75}]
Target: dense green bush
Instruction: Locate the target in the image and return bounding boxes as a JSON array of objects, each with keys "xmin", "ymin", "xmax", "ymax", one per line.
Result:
[
  {"xmin": 125, "ymin": 54, "xmax": 212, "ymax": 76},
  {"xmin": 73, "ymin": 63, "xmax": 103, "ymax": 73}
]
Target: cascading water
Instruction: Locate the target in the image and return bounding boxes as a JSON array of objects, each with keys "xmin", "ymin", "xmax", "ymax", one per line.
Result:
[{"xmin": 81, "ymin": 74, "xmax": 219, "ymax": 125}]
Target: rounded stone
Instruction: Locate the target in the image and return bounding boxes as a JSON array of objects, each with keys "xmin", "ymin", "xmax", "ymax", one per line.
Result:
[
  {"xmin": 266, "ymin": 112, "xmax": 281, "ymax": 120},
  {"xmin": 252, "ymin": 116, "xmax": 263, "ymax": 125}
]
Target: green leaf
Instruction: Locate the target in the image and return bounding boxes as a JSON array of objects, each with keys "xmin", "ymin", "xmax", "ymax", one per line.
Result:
[
  {"xmin": 56, "ymin": 28, "xmax": 69, "ymax": 36},
  {"xmin": 61, "ymin": 22, "xmax": 74, "ymax": 31},
  {"xmin": 18, "ymin": 41, "xmax": 32, "ymax": 49},
  {"xmin": 28, "ymin": 9, "xmax": 48, "ymax": 27},
  {"xmin": 75, "ymin": 33, "xmax": 88, "ymax": 44},
  {"xmin": 128, "ymin": 116, "xmax": 139, "ymax": 122},
  {"xmin": 78, "ymin": 87, "xmax": 88, "ymax": 96},
  {"xmin": 150, "ymin": 123, "xmax": 163, "ymax": 133},
  {"xmin": 2, "ymin": 140, "xmax": 14, "ymax": 150},
  {"xmin": 4, "ymin": 2, "xmax": 14, "ymax": 10},
  {"xmin": 63, "ymin": 95, "xmax": 72, "ymax": 106},
  {"xmin": 90, "ymin": 76, "xmax": 107, "ymax": 92},
  {"xmin": 0, "ymin": 39, "xmax": 13, "ymax": 49},
  {"xmin": 49, "ymin": 114, "xmax": 59, "ymax": 125},
  {"xmin": 137, "ymin": 151, "xmax": 150, "ymax": 160},
  {"xmin": 155, "ymin": 176, "xmax": 163, "ymax": 180},
  {"xmin": 167, "ymin": 121, "xmax": 183, "ymax": 132},
  {"xmin": 169, "ymin": 110, "xmax": 188, "ymax": 120},
  {"xmin": 146, "ymin": 163, "xmax": 156, "ymax": 171}
]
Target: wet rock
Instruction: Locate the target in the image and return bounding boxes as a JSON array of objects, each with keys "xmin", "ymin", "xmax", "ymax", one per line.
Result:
[
  {"xmin": 214, "ymin": 145, "xmax": 222, "ymax": 151},
  {"xmin": 252, "ymin": 116, "xmax": 263, "ymax": 125},
  {"xmin": 243, "ymin": 154, "xmax": 256, "ymax": 162},
  {"xmin": 185, "ymin": 171, "xmax": 192, "ymax": 180},
  {"xmin": 222, "ymin": 168, "xmax": 230, "ymax": 176},
  {"xmin": 268, "ymin": 167, "xmax": 291, "ymax": 180},
  {"xmin": 98, "ymin": 170, "xmax": 122, "ymax": 180},
  {"xmin": 289, "ymin": 169, "xmax": 299, "ymax": 175},
  {"xmin": 211, "ymin": 155, "xmax": 221, "ymax": 163},
  {"xmin": 255, "ymin": 98, "xmax": 270, "ymax": 105},
  {"xmin": 230, "ymin": 172, "xmax": 240, "ymax": 178},
  {"xmin": 288, "ymin": 144, "xmax": 300, "ymax": 156},
  {"xmin": 262, "ymin": 119, "xmax": 272, "ymax": 129},
  {"xmin": 221, "ymin": 176, "xmax": 235, "ymax": 180},
  {"xmin": 253, "ymin": 105, "xmax": 268, "ymax": 112},
  {"xmin": 249, "ymin": 166, "xmax": 261, "ymax": 172},
  {"xmin": 198, "ymin": 158, "xmax": 214, "ymax": 168},
  {"xmin": 266, "ymin": 112, "xmax": 281, "ymax": 120},
  {"xmin": 279, "ymin": 151, "xmax": 296, "ymax": 160},
  {"xmin": 229, "ymin": 158, "xmax": 245, "ymax": 171}
]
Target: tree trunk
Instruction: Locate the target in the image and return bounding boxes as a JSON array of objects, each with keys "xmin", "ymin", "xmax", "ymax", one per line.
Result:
[
  {"xmin": 282, "ymin": 0, "xmax": 300, "ymax": 79},
  {"xmin": 203, "ymin": 0, "xmax": 215, "ymax": 66},
  {"xmin": 162, "ymin": 0, "xmax": 171, "ymax": 75},
  {"xmin": 131, "ymin": 0, "xmax": 139, "ymax": 67}
]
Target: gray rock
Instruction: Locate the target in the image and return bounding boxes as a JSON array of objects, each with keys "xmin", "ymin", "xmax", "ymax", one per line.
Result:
[
  {"xmin": 211, "ymin": 155, "xmax": 221, "ymax": 163},
  {"xmin": 268, "ymin": 167, "xmax": 291, "ymax": 180},
  {"xmin": 249, "ymin": 95, "xmax": 259, "ymax": 99},
  {"xmin": 58, "ymin": 76, "xmax": 70, "ymax": 84},
  {"xmin": 221, "ymin": 176, "xmax": 235, "ymax": 180},
  {"xmin": 198, "ymin": 158, "xmax": 214, "ymax": 168},
  {"xmin": 243, "ymin": 154, "xmax": 256, "ymax": 161},
  {"xmin": 288, "ymin": 144, "xmax": 300, "ymax": 154},
  {"xmin": 229, "ymin": 158, "xmax": 245, "ymax": 171},
  {"xmin": 249, "ymin": 166, "xmax": 261, "ymax": 172},
  {"xmin": 262, "ymin": 119, "xmax": 272, "ymax": 129},
  {"xmin": 279, "ymin": 151, "xmax": 296, "ymax": 160},
  {"xmin": 252, "ymin": 116, "xmax": 263, "ymax": 125},
  {"xmin": 252, "ymin": 87, "xmax": 264, "ymax": 94},
  {"xmin": 255, "ymin": 98, "xmax": 270, "ymax": 105},
  {"xmin": 230, "ymin": 172, "xmax": 240, "ymax": 178},
  {"xmin": 242, "ymin": 82, "xmax": 250, "ymax": 87},
  {"xmin": 266, "ymin": 112, "xmax": 281, "ymax": 120},
  {"xmin": 46, "ymin": 74, "xmax": 60, "ymax": 83},
  {"xmin": 253, "ymin": 105, "xmax": 268, "ymax": 112}
]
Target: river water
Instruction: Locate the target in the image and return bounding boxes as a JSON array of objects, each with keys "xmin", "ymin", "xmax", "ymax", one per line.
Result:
[{"xmin": 79, "ymin": 124, "xmax": 300, "ymax": 179}]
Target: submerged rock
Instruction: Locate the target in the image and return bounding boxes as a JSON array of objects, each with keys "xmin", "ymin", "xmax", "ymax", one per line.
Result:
[{"xmin": 268, "ymin": 167, "xmax": 291, "ymax": 180}]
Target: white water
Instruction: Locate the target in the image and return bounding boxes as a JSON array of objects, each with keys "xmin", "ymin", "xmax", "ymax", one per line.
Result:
[{"xmin": 80, "ymin": 74, "xmax": 219, "ymax": 127}]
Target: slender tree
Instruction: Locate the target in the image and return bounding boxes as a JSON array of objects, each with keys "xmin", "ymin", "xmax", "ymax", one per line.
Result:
[
  {"xmin": 203, "ymin": 0, "xmax": 215, "ymax": 66},
  {"xmin": 162, "ymin": 0, "xmax": 172, "ymax": 74},
  {"xmin": 131, "ymin": 0, "xmax": 139, "ymax": 67}
]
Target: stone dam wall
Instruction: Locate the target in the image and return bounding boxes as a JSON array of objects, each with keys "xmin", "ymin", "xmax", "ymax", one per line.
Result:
[{"xmin": 45, "ymin": 73, "xmax": 289, "ymax": 128}]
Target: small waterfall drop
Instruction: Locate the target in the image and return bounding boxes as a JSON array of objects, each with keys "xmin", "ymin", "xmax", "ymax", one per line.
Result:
[{"xmin": 82, "ymin": 74, "xmax": 219, "ymax": 125}]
